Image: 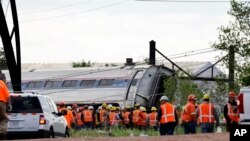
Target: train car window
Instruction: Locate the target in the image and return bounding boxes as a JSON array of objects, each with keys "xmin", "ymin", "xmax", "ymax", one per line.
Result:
[
  {"xmin": 80, "ymin": 80, "xmax": 96, "ymax": 88},
  {"xmin": 131, "ymin": 79, "xmax": 138, "ymax": 86},
  {"xmin": 27, "ymin": 81, "xmax": 43, "ymax": 89},
  {"xmin": 45, "ymin": 81, "xmax": 61, "ymax": 89},
  {"xmin": 62, "ymin": 80, "xmax": 78, "ymax": 87},
  {"xmin": 99, "ymin": 79, "xmax": 114, "ymax": 87},
  {"xmin": 113, "ymin": 79, "xmax": 130, "ymax": 87}
]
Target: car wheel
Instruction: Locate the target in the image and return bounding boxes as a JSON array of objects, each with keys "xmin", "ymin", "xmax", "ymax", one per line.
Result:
[
  {"xmin": 49, "ymin": 128, "xmax": 55, "ymax": 138},
  {"xmin": 64, "ymin": 128, "xmax": 70, "ymax": 137}
]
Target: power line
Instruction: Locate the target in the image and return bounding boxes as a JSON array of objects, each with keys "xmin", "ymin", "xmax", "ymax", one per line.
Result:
[
  {"xmin": 20, "ymin": 0, "xmax": 128, "ymax": 23},
  {"xmin": 19, "ymin": 0, "xmax": 93, "ymax": 15},
  {"xmin": 136, "ymin": 0, "xmax": 249, "ymax": 3}
]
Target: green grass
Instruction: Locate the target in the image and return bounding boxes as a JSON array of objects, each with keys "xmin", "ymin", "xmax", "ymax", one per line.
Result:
[{"xmin": 70, "ymin": 125, "xmax": 226, "ymax": 137}]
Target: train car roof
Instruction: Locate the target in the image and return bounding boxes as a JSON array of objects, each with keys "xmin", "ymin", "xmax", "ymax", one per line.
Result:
[{"xmin": 2, "ymin": 65, "xmax": 154, "ymax": 81}]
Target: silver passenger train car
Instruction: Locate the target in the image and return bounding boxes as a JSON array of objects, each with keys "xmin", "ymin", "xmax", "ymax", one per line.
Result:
[{"xmin": 4, "ymin": 64, "xmax": 173, "ymax": 108}]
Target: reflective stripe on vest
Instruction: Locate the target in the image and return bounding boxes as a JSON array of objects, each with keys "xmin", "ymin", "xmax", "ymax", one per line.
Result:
[
  {"xmin": 109, "ymin": 112, "xmax": 118, "ymax": 125},
  {"xmin": 124, "ymin": 112, "xmax": 130, "ymax": 124},
  {"xmin": 133, "ymin": 109, "xmax": 141, "ymax": 124},
  {"xmin": 198, "ymin": 103, "xmax": 214, "ymax": 123},
  {"xmin": 83, "ymin": 110, "xmax": 93, "ymax": 122},
  {"xmin": 99, "ymin": 109, "xmax": 106, "ymax": 123},
  {"xmin": 227, "ymin": 103, "xmax": 239, "ymax": 122},
  {"xmin": 149, "ymin": 112, "xmax": 157, "ymax": 126},
  {"xmin": 160, "ymin": 103, "xmax": 175, "ymax": 123}
]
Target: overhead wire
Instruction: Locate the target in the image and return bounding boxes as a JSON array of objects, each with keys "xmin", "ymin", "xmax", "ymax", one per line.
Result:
[{"xmin": 20, "ymin": 0, "xmax": 129, "ymax": 23}]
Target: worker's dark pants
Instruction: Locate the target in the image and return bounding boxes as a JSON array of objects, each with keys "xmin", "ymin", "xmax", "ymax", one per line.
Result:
[
  {"xmin": 182, "ymin": 121, "xmax": 196, "ymax": 134},
  {"xmin": 200, "ymin": 123, "xmax": 214, "ymax": 133},
  {"xmin": 84, "ymin": 122, "xmax": 93, "ymax": 130},
  {"xmin": 159, "ymin": 122, "xmax": 176, "ymax": 135},
  {"xmin": 226, "ymin": 121, "xmax": 238, "ymax": 132}
]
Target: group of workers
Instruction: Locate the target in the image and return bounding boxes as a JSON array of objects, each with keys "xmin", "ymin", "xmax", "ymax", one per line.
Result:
[{"xmin": 56, "ymin": 91, "xmax": 240, "ymax": 136}]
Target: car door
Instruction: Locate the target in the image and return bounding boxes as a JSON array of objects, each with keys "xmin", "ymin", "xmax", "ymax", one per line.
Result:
[{"xmin": 46, "ymin": 98, "xmax": 66, "ymax": 135}]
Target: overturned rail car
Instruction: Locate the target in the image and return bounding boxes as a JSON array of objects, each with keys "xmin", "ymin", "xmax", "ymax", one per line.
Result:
[{"xmin": 4, "ymin": 65, "xmax": 173, "ymax": 108}]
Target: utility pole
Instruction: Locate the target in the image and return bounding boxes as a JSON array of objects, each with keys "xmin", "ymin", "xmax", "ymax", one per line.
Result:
[
  {"xmin": 149, "ymin": 40, "xmax": 155, "ymax": 65},
  {"xmin": 0, "ymin": 0, "xmax": 22, "ymax": 92},
  {"xmin": 228, "ymin": 45, "xmax": 235, "ymax": 90}
]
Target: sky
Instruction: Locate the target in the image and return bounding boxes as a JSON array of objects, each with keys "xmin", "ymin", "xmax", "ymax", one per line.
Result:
[{"xmin": 1, "ymin": 0, "xmax": 239, "ymax": 64}]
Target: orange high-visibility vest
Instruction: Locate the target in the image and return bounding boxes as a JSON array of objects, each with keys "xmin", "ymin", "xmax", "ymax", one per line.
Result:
[
  {"xmin": 133, "ymin": 109, "xmax": 142, "ymax": 125},
  {"xmin": 0, "ymin": 80, "xmax": 9, "ymax": 103},
  {"xmin": 123, "ymin": 112, "xmax": 131, "ymax": 125},
  {"xmin": 109, "ymin": 112, "xmax": 118, "ymax": 126},
  {"xmin": 227, "ymin": 103, "xmax": 239, "ymax": 123},
  {"xmin": 160, "ymin": 103, "xmax": 175, "ymax": 124},
  {"xmin": 99, "ymin": 109, "xmax": 107, "ymax": 123},
  {"xmin": 83, "ymin": 110, "xmax": 93, "ymax": 122},
  {"xmin": 61, "ymin": 108, "xmax": 74, "ymax": 128},
  {"xmin": 181, "ymin": 102, "xmax": 196, "ymax": 122},
  {"xmin": 149, "ymin": 112, "xmax": 158, "ymax": 126},
  {"xmin": 139, "ymin": 112, "xmax": 148, "ymax": 126},
  {"xmin": 77, "ymin": 112, "xmax": 84, "ymax": 126},
  {"xmin": 198, "ymin": 102, "xmax": 215, "ymax": 123}
]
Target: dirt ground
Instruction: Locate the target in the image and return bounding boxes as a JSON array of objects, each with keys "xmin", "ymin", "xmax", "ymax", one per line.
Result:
[{"xmin": 14, "ymin": 132, "xmax": 229, "ymax": 141}]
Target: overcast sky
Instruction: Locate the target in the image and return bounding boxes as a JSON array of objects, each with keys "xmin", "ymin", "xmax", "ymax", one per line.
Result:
[{"xmin": 1, "ymin": 0, "xmax": 237, "ymax": 64}]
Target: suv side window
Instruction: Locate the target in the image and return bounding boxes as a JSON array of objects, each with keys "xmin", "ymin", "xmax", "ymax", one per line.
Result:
[
  {"xmin": 46, "ymin": 98, "xmax": 56, "ymax": 113},
  {"xmin": 10, "ymin": 96, "xmax": 43, "ymax": 113}
]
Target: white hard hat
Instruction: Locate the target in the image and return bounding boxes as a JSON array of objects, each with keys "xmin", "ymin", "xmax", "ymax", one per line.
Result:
[
  {"xmin": 160, "ymin": 96, "xmax": 169, "ymax": 101},
  {"xmin": 88, "ymin": 106, "xmax": 94, "ymax": 110},
  {"xmin": 66, "ymin": 106, "xmax": 72, "ymax": 110},
  {"xmin": 108, "ymin": 104, "xmax": 112, "ymax": 108},
  {"xmin": 98, "ymin": 106, "xmax": 102, "ymax": 110}
]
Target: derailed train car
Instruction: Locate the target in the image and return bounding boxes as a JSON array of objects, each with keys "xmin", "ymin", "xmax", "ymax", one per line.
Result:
[{"xmin": 4, "ymin": 64, "xmax": 173, "ymax": 108}]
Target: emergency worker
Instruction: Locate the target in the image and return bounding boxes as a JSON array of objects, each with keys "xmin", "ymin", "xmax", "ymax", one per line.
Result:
[
  {"xmin": 123, "ymin": 106, "xmax": 133, "ymax": 129},
  {"xmin": 0, "ymin": 80, "xmax": 11, "ymax": 140},
  {"xmin": 109, "ymin": 106, "xmax": 120, "ymax": 128},
  {"xmin": 157, "ymin": 96, "xmax": 178, "ymax": 135},
  {"xmin": 149, "ymin": 107, "xmax": 158, "ymax": 131},
  {"xmin": 197, "ymin": 94, "xmax": 219, "ymax": 133},
  {"xmin": 98, "ymin": 103, "xmax": 109, "ymax": 130},
  {"xmin": 132, "ymin": 103, "xmax": 143, "ymax": 129},
  {"xmin": 181, "ymin": 94, "xmax": 197, "ymax": 134},
  {"xmin": 224, "ymin": 91, "xmax": 239, "ymax": 132},
  {"xmin": 59, "ymin": 103, "xmax": 75, "ymax": 129},
  {"xmin": 138, "ymin": 107, "xmax": 148, "ymax": 130}
]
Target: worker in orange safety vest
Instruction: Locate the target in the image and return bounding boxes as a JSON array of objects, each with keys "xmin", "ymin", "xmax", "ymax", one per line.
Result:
[
  {"xmin": 181, "ymin": 94, "xmax": 197, "ymax": 134},
  {"xmin": 132, "ymin": 103, "xmax": 143, "ymax": 129},
  {"xmin": 123, "ymin": 106, "xmax": 133, "ymax": 129},
  {"xmin": 149, "ymin": 107, "xmax": 158, "ymax": 131},
  {"xmin": 197, "ymin": 94, "xmax": 219, "ymax": 133},
  {"xmin": 82, "ymin": 106, "xmax": 94, "ymax": 130},
  {"xmin": 157, "ymin": 96, "xmax": 178, "ymax": 135},
  {"xmin": 223, "ymin": 91, "xmax": 239, "ymax": 132}
]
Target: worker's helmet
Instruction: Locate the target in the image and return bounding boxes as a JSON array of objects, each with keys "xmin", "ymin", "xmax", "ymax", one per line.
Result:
[
  {"xmin": 151, "ymin": 107, "xmax": 157, "ymax": 111},
  {"xmin": 188, "ymin": 94, "xmax": 196, "ymax": 101},
  {"xmin": 160, "ymin": 96, "xmax": 169, "ymax": 101},
  {"xmin": 72, "ymin": 103, "xmax": 78, "ymax": 108},
  {"xmin": 111, "ymin": 106, "xmax": 116, "ymax": 111},
  {"xmin": 66, "ymin": 106, "xmax": 72, "ymax": 110},
  {"xmin": 140, "ymin": 107, "xmax": 146, "ymax": 112},
  {"xmin": 88, "ymin": 106, "xmax": 94, "ymax": 110},
  {"xmin": 98, "ymin": 106, "xmax": 102, "ymax": 110},
  {"xmin": 229, "ymin": 91, "xmax": 236, "ymax": 98},
  {"xmin": 102, "ymin": 103, "xmax": 107, "ymax": 108},
  {"xmin": 116, "ymin": 107, "xmax": 120, "ymax": 111},
  {"xmin": 135, "ymin": 103, "xmax": 140, "ymax": 107},
  {"xmin": 203, "ymin": 94, "xmax": 210, "ymax": 100},
  {"xmin": 125, "ymin": 105, "xmax": 131, "ymax": 110}
]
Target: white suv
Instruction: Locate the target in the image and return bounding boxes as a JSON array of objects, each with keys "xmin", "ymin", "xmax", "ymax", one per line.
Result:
[
  {"xmin": 238, "ymin": 86, "xmax": 250, "ymax": 125},
  {"xmin": 7, "ymin": 93, "xmax": 69, "ymax": 139}
]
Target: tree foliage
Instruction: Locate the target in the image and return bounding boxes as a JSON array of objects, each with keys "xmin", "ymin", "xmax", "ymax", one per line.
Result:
[
  {"xmin": 0, "ymin": 47, "xmax": 7, "ymax": 70},
  {"xmin": 72, "ymin": 59, "xmax": 92, "ymax": 68},
  {"xmin": 212, "ymin": 0, "xmax": 250, "ymax": 86}
]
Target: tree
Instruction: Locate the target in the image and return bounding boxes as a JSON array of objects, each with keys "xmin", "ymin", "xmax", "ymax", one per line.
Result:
[
  {"xmin": 72, "ymin": 59, "xmax": 92, "ymax": 68},
  {"xmin": 0, "ymin": 47, "xmax": 7, "ymax": 70},
  {"xmin": 212, "ymin": 0, "xmax": 250, "ymax": 86}
]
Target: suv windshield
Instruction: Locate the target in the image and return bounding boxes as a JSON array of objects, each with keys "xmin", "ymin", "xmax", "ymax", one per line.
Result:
[{"xmin": 10, "ymin": 96, "xmax": 43, "ymax": 113}]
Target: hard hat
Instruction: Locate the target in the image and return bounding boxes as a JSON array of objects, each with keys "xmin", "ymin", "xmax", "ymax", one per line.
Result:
[
  {"xmin": 121, "ymin": 107, "xmax": 125, "ymax": 110},
  {"xmin": 106, "ymin": 106, "xmax": 111, "ymax": 110},
  {"xmin": 203, "ymin": 94, "xmax": 210, "ymax": 100},
  {"xmin": 72, "ymin": 103, "xmax": 78, "ymax": 108},
  {"xmin": 88, "ymin": 106, "xmax": 94, "ymax": 110},
  {"xmin": 66, "ymin": 106, "xmax": 72, "ymax": 110},
  {"xmin": 102, "ymin": 103, "xmax": 107, "ymax": 108},
  {"xmin": 116, "ymin": 107, "xmax": 120, "ymax": 110},
  {"xmin": 135, "ymin": 103, "xmax": 140, "ymax": 107},
  {"xmin": 151, "ymin": 107, "xmax": 157, "ymax": 111},
  {"xmin": 188, "ymin": 94, "xmax": 196, "ymax": 101},
  {"xmin": 229, "ymin": 91, "xmax": 236, "ymax": 98},
  {"xmin": 160, "ymin": 96, "xmax": 169, "ymax": 101},
  {"xmin": 111, "ymin": 106, "xmax": 116, "ymax": 111},
  {"xmin": 125, "ymin": 106, "xmax": 131, "ymax": 109},
  {"xmin": 141, "ymin": 107, "xmax": 146, "ymax": 112},
  {"xmin": 98, "ymin": 106, "xmax": 102, "ymax": 110}
]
